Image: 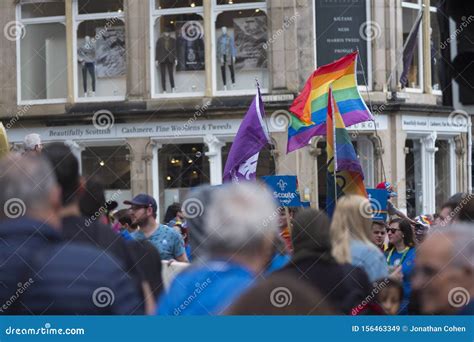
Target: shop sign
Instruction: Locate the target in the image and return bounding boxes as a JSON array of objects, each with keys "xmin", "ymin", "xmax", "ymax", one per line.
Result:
[{"xmin": 402, "ymin": 115, "xmax": 468, "ymax": 132}]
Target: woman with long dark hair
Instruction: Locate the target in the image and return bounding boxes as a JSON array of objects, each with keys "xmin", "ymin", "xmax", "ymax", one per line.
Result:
[{"xmin": 386, "ymin": 218, "xmax": 416, "ymax": 314}]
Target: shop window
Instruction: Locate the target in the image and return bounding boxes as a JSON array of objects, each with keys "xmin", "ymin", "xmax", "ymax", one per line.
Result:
[
  {"xmin": 405, "ymin": 139, "xmax": 422, "ymax": 217},
  {"xmin": 81, "ymin": 146, "xmax": 131, "ymax": 190},
  {"xmin": 155, "ymin": 0, "xmax": 203, "ymax": 10},
  {"xmin": 435, "ymin": 140, "xmax": 451, "ymax": 210},
  {"xmin": 221, "ymin": 142, "xmax": 275, "ymax": 176},
  {"xmin": 20, "ymin": 23, "xmax": 67, "ymax": 101},
  {"xmin": 76, "ymin": 19, "xmax": 126, "ymax": 98},
  {"xmin": 158, "ymin": 143, "xmax": 210, "ymax": 217},
  {"xmin": 20, "ymin": 0, "xmax": 65, "ymax": 19},
  {"xmin": 402, "ymin": 5, "xmax": 422, "ymax": 89},
  {"xmin": 215, "ymin": 9, "xmax": 268, "ymax": 92},
  {"xmin": 153, "ymin": 14, "xmax": 205, "ymax": 94},
  {"xmin": 78, "ymin": 0, "xmax": 124, "ymax": 15}
]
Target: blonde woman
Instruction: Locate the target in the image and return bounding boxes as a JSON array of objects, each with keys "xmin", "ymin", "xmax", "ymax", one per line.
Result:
[{"xmin": 330, "ymin": 195, "xmax": 389, "ymax": 282}]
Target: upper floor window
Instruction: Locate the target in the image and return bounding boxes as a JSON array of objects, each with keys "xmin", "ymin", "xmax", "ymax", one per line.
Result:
[
  {"xmin": 151, "ymin": 1, "xmax": 205, "ymax": 97},
  {"xmin": 17, "ymin": 0, "xmax": 67, "ymax": 103},
  {"xmin": 429, "ymin": 0, "xmax": 441, "ymax": 93},
  {"xmin": 402, "ymin": 0, "xmax": 423, "ymax": 91},
  {"xmin": 74, "ymin": 0, "xmax": 126, "ymax": 101},
  {"xmin": 214, "ymin": 0, "xmax": 268, "ymax": 94}
]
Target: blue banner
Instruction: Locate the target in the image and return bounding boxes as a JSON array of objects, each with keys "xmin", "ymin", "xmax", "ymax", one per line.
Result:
[
  {"xmin": 0, "ymin": 316, "xmax": 472, "ymax": 342},
  {"xmin": 367, "ymin": 188, "xmax": 389, "ymax": 221},
  {"xmin": 262, "ymin": 175, "xmax": 302, "ymax": 207}
]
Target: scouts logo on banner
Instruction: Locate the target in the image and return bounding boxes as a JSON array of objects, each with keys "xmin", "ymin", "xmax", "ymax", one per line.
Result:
[
  {"xmin": 262, "ymin": 175, "xmax": 309, "ymax": 207},
  {"xmin": 367, "ymin": 189, "xmax": 388, "ymax": 221},
  {"xmin": 223, "ymin": 86, "xmax": 270, "ymax": 183}
]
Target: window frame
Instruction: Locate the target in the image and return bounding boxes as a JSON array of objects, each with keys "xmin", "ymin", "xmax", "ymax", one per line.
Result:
[
  {"xmin": 16, "ymin": 2, "xmax": 67, "ymax": 105},
  {"xmin": 149, "ymin": 0, "xmax": 206, "ymax": 99},
  {"xmin": 429, "ymin": 4, "xmax": 442, "ymax": 96},
  {"xmin": 212, "ymin": 0, "xmax": 269, "ymax": 96},
  {"xmin": 72, "ymin": 0, "xmax": 126, "ymax": 103},
  {"xmin": 401, "ymin": 0, "xmax": 424, "ymax": 93}
]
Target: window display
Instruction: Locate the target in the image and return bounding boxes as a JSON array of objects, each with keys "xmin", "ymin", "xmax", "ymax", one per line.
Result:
[
  {"xmin": 156, "ymin": 31, "xmax": 177, "ymax": 92},
  {"xmin": 435, "ymin": 140, "xmax": 451, "ymax": 210},
  {"xmin": 82, "ymin": 145, "xmax": 131, "ymax": 190},
  {"xmin": 153, "ymin": 14, "xmax": 205, "ymax": 95},
  {"xmin": 77, "ymin": 20, "xmax": 126, "ymax": 98},
  {"xmin": 158, "ymin": 143, "xmax": 210, "ymax": 216},
  {"xmin": 78, "ymin": 36, "xmax": 96, "ymax": 96},
  {"xmin": 215, "ymin": 10, "xmax": 268, "ymax": 92},
  {"xmin": 217, "ymin": 26, "xmax": 236, "ymax": 90}
]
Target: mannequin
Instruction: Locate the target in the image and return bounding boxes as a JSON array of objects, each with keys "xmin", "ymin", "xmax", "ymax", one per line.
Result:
[
  {"xmin": 156, "ymin": 31, "xmax": 177, "ymax": 93},
  {"xmin": 217, "ymin": 26, "xmax": 236, "ymax": 90},
  {"xmin": 78, "ymin": 36, "xmax": 96, "ymax": 97}
]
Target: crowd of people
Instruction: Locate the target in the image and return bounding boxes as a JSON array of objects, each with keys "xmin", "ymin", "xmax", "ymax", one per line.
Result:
[{"xmin": 0, "ymin": 137, "xmax": 472, "ymax": 315}]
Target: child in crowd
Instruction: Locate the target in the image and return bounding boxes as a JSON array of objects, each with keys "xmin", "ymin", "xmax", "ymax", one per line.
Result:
[{"xmin": 375, "ymin": 279, "xmax": 403, "ymax": 315}]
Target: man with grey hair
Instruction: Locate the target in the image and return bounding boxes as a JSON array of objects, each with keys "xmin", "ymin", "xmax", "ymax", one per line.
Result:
[
  {"xmin": 22, "ymin": 133, "xmax": 42, "ymax": 155},
  {"xmin": 411, "ymin": 223, "xmax": 474, "ymax": 315},
  {"xmin": 0, "ymin": 155, "xmax": 143, "ymax": 314},
  {"xmin": 158, "ymin": 182, "xmax": 279, "ymax": 315}
]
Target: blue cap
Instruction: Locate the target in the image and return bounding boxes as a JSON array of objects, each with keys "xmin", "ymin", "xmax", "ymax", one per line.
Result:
[{"xmin": 124, "ymin": 194, "xmax": 157, "ymax": 213}]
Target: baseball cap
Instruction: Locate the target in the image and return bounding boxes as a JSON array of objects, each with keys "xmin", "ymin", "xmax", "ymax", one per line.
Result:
[
  {"xmin": 376, "ymin": 182, "xmax": 397, "ymax": 197},
  {"xmin": 124, "ymin": 194, "xmax": 157, "ymax": 213}
]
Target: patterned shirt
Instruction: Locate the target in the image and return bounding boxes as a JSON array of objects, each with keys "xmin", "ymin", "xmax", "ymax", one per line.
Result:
[{"xmin": 132, "ymin": 224, "xmax": 185, "ymax": 260}]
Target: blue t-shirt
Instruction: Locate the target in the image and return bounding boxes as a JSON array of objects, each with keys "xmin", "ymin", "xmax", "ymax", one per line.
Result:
[
  {"xmin": 157, "ymin": 261, "xmax": 254, "ymax": 315},
  {"xmin": 132, "ymin": 224, "xmax": 185, "ymax": 260},
  {"xmin": 386, "ymin": 247, "xmax": 416, "ymax": 314}
]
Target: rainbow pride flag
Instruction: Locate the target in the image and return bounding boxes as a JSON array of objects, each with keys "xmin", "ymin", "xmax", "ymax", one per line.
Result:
[
  {"xmin": 287, "ymin": 51, "xmax": 373, "ymax": 153},
  {"xmin": 326, "ymin": 88, "xmax": 367, "ymax": 217}
]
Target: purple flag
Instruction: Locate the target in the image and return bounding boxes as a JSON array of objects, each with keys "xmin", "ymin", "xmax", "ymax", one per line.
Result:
[{"xmin": 223, "ymin": 87, "xmax": 270, "ymax": 182}]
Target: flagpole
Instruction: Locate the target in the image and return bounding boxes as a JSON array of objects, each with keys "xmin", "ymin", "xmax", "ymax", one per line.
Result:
[
  {"xmin": 256, "ymin": 78, "xmax": 278, "ymax": 176},
  {"xmin": 330, "ymin": 87, "xmax": 338, "ymax": 204},
  {"xmin": 356, "ymin": 47, "xmax": 388, "ymax": 183}
]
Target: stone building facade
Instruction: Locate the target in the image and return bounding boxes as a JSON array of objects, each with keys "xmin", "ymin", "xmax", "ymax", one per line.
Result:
[{"xmin": 0, "ymin": 0, "xmax": 471, "ymax": 219}]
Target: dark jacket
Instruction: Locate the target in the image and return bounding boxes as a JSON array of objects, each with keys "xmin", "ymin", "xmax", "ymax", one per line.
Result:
[
  {"xmin": 62, "ymin": 216, "xmax": 137, "ymax": 274},
  {"xmin": 62, "ymin": 216, "xmax": 164, "ymax": 301},
  {"xmin": 0, "ymin": 217, "xmax": 143, "ymax": 315},
  {"xmin": 278, "ymin": 257, "xmax": 371, "ymax": 314},
  {"xmin": 156, "ymin": 35, "xmax": 177, "ymax": 63}
]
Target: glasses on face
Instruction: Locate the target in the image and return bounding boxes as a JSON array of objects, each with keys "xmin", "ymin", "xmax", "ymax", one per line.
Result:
[{"xmin": 387, "ymin": 227, "xmax": 400, "ymax": 234}]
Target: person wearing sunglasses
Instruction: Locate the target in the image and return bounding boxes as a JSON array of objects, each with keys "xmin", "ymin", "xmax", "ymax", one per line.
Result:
[{"xmin": 386, "ymin": 218, "xmax": 416, "ymax": 314}]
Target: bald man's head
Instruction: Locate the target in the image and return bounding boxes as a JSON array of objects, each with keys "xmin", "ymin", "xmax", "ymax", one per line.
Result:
[{"xmin": 412, "ymin": 224, "xmax": 473, "ymax": 314}]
